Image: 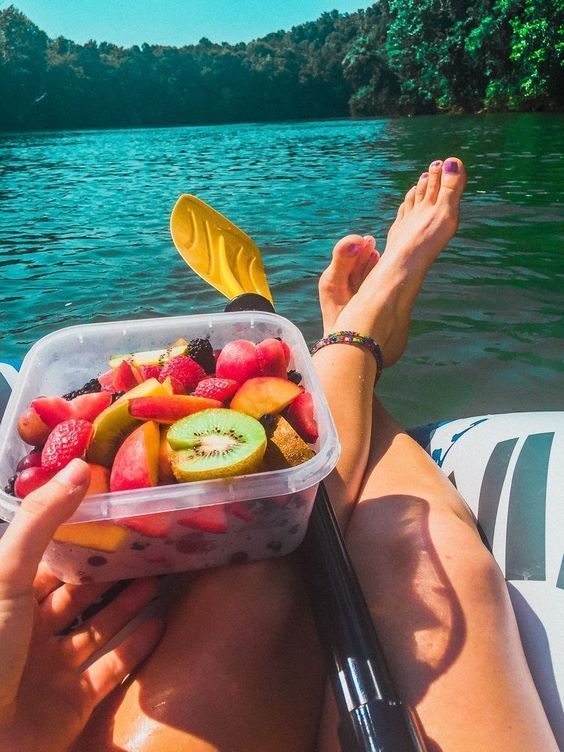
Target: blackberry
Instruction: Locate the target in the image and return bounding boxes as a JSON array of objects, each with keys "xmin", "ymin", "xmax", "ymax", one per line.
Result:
[
  {"xmin": 287, "ymin": 370, "xmax": 302, "ymax": 384},
  {"xmin": 62, "ymin": 378, "xmax": 102, "ymax": 401},
  {"xmin": 259, "ymin": 414, "xmax": 277, "ymax": 432},
  {"xmin": 3, "ymin": 474, "xmax": 17, "ymax": 498},
  {"xmin": 188, "ymin": 337, "xmax": 215, "ymax": 374}
]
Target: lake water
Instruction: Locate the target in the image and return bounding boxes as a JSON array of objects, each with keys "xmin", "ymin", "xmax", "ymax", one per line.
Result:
[{"xmin": 1, "ymin": 114, "xmax": 563, "ymax": 426}]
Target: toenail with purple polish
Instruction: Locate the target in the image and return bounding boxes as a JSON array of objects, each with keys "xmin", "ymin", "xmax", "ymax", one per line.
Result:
[
  {"xmin": 432, "ymin": 161, "xmax": 442, "ymax": 168},
  {"xmin": 420, "ymin": 172, "xmax": 429, "ymax": 179},
  {"xmin": 346, "ymin": 243, "xmax": 361, "ymax": 255},
  {"xmin": 444, "ymin": 160, "xmax": 459, "ymax": 174}
]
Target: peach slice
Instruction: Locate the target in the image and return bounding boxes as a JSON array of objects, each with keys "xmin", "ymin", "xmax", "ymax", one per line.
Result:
[
  {"xmin": 255, "ymin": 338, "xmax": 287, "ymax": 379},
  {"xmin": 86, "ymin": 463, "xmax": 111, "ymax": 495},
  {"xmin": 129, "ymin": 394, "xmax": 222, "ymax": 424},
  {"xmin": 215, "ymin": 339, "xmax": 261, "ymax": 384},
  {"xmin": 53, "ymin": 521, "xmax": 129, "ymax": 552},
  {"xmin": 17, "ymin": 406, "xmax": 51, "ymax": 446},
  {"xmin": 230, "ymin": 377, "xmax": 301, "ymax": 419},
  {"xmin": 110, "ymin": 420, "xmax": 160, "ymax": 492}
]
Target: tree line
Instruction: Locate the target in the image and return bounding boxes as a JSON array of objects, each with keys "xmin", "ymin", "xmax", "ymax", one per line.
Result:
[{"xmin": 0, "ymin": 1, "xmax": 561, "ymax": 131}]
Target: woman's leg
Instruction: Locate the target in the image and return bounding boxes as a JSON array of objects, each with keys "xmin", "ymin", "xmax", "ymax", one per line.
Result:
[
  {"xmin": 314, "ymin": 159, "xmax": 558, "ymax": 750},
  {"xmin": 77, "ymin": 556, "xmax": 325, "ymax": 752}
]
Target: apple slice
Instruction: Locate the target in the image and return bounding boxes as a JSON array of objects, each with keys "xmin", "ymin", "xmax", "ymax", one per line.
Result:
[
  {"xmin": 87, "ymin": 378, "xmax": 167, "ymax": 466},
  {"xmin": 230, "ymin": 377, "xmax": 301, "ymax": 419},
  {"xmin": 109, "ymin": 420, "xmax": 160, "ymax": 492},
  {"xmin": 129, "ymin": 394, "xmax": 222, "ymax": 424}
]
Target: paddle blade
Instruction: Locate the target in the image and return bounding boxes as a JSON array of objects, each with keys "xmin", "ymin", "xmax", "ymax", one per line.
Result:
[{"xmin": 170, "ymin": 194, "xmax": 273, "ymax": 304}]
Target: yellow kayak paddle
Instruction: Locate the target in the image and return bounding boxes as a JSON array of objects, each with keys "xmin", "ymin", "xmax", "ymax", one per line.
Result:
[{"xmin": 170, "ymin": 194, "xmax": 274, "ymax": 308}]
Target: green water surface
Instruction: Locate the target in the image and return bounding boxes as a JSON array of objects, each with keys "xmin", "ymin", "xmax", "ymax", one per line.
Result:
[{"xmin": 1, "ymin": 113, "xmax": 563, "ymax": 425}]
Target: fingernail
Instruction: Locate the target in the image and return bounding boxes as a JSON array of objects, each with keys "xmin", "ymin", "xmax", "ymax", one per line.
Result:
[
  {"xmin": 56, "ymin": 459, "xmax": 89, "ymax": 488},
  {"xmin": 432, "ymin": 160, "xmax": 442, "ymax": 168},
  {"xmin": 345, "ymin": 243, "xmax": 361, "ymax": 255},
  {"xmin": 420, "ymin": 172, "xmax": 429, "ymax": 179},
  {"xmin": 444, "ymin": 160, "xmax": 459, "ymax": 174}
]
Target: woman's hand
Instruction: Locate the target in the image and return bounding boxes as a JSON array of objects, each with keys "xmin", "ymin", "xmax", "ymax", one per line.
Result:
[{"xmin": 0, "ymin": 458, "xmax": 163, "ymax": 752}]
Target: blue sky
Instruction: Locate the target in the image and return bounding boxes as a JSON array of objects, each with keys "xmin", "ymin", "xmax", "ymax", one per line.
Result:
[{"xmin": 8, "ymin": 1, "xmax": 368, "ymax": 47}]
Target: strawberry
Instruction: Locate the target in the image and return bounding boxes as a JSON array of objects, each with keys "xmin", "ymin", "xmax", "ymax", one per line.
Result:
[
  {"xmin": 41, "ymin": 419, "xmax": 93, "ymax": 470},
  {"xmin": 159, "ymin": 355, "xmax": 206, "ymax": 392},
  {"xmin": 177, "ymin": 505, "xmax": 228, "ymax": 534},
  {"xmin": 120, "ymin": 512, "xmax": 172, "ymax": 538},
  {"xmin": 138, "ymin": 364, "xmax": 164, "ymax": 382},
  {"xmin": 284, "ymin": 390, "xmax": 318, "ymax": 444},
  {"xmin": 194, "ymin": 377, "xmax": 238, "ymax": 402}
]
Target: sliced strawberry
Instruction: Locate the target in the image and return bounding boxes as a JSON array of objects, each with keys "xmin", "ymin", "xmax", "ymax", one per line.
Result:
[
  {"xmin": 129, "ymin": 395, "xmax": 222, "ymax": 424},
  {"xmin": 71, "ymin": 392, "xmax": 112, "ymax": 421},
  {"xmin": 256, "ymin": 338, "xmax": 287, "ymax": 379},
  {"xmin": 41, "ymin": 419, "xmax": 93, "ymax": 470},
  {"xmin": 229, "ymin": 501, "xmax": 255, "ymax": 523},
  {"xmin": 31, "ymin": 396, "xmax": 74, "ymax": 429},
  {"xmin": 138, "ymin": 364, "xmax": 164, "ymax": 382},
  {"xmin": 159, "ymin": 355, "xmax": 206, "ymax": 392},
  {"xmin": 163, "ymin": 376, "xmax": 186, "ymax": 395},
  {"xmin": 177, "ymin": 505, "xmax": 229, "ymax": 534},
  {"xmin": 284, "ymin": 390, "xmax": 318, "ymax": 444},
  {"xmin": 120, "ymin": 512, "xmax": 172, "ymax": 538},
  {"xmin": 98, "ymin": 360, "xmax": 139, "ymax": 393},
  {"xmin": 14, "ymin": 466, "xmax": 57, "ymax": 498},
  {"xmin": 194, "ymin": 377, "xmax": 238, "ymax": 402}
]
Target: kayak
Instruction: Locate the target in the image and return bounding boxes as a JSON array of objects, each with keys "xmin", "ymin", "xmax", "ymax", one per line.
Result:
[{"xmin": 0, "ymin": 360, "xmax": 562, "ymax": 746}]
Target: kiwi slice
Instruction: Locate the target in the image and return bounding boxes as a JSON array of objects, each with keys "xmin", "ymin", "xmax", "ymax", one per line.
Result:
[
  {"xmin": 168, "ymin": 408, "xmax": 267, "ymax": 482},
  {"xmin": 261, "ymin": 416, "xmax": 315, "ymax": 471}
]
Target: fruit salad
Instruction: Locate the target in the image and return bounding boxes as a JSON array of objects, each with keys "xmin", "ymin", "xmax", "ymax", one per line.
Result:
[{"xmin": 3, "ymin": 325, "xmax": 327, "ymax": 583}]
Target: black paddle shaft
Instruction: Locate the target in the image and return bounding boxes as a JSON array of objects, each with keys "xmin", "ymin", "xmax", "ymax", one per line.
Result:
[{"xmin": 224, "ymin": 295, "xmax": 427, "ymax": 752}]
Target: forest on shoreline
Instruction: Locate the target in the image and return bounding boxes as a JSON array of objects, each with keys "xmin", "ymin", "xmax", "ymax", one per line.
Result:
[{"xmin": 1, "ymin": 2, "xmax": 562, "ymax": 131}]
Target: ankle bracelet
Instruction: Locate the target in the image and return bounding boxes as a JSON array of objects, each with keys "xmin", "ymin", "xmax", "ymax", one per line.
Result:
[{"xmin": 310, "ymin": 331, "xmax": 383, "ymax": 380}]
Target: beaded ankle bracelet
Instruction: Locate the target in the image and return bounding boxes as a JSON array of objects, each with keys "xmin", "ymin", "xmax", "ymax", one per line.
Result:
[{"xmin": 310, "ymin": 330, "xmax": 383, "ymax": 381}]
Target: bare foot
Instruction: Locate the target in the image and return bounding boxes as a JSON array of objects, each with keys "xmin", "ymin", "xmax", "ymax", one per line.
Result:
[
  {"xmin": 332, "ymin": 158, "xmax": 466, "ymax": 366},
  {"xmin": 318, "ymin": 234, "xmax": 379, "ymax": 335}
]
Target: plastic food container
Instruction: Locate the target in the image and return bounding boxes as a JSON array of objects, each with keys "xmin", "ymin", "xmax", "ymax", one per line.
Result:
[{"xmin": 0, "ymin": 312, "xmax": 340, "ymax": 583}]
